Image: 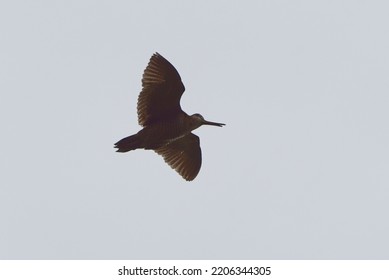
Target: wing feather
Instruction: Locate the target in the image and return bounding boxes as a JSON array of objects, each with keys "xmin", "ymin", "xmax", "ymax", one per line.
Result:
[
  {"xmin": 137, "ymin": 53, "xmax": 185, "ymax": 126},
  {"xmin": 155, "ymin": 133, "xmax": 202, "ymax": 181}
]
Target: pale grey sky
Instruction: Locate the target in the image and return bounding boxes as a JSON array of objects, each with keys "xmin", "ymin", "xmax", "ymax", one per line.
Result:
[{"xmin": 1, "ymin": 0, "xmax": 388, "ymax": 259}]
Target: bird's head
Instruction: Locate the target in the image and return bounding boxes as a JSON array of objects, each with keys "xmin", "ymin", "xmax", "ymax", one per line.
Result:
[{"xmin": 190, "ymin": 113, "xmax": 225, "ymax": 129}]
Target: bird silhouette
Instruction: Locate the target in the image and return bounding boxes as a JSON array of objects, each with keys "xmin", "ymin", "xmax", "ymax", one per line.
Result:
[{"xmin": 114, "ymin": 53, "xmax": 225, "ymax": 181}]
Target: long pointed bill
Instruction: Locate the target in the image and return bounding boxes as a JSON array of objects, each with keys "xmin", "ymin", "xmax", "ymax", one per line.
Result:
[{"xmin": 202, "ymin": 120, "xmax": 225, "ymax": 127}]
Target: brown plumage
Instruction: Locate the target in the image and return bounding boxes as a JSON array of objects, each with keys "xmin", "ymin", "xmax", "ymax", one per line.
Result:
[{"xmin": 114, "ymin": 53, "xmax": 225, "ymax": 181}]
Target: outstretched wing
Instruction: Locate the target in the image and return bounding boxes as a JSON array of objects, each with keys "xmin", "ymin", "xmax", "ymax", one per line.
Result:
[
  {"xmin": 137, "ymin": 53, "xmax": 185, "ymax": 126},
  {"xmin": 155, "ymin": 133, "xmax": 202, "ymax": 181}
]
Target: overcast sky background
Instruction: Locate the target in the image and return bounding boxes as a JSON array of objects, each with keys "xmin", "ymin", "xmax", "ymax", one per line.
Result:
[{"xmin": 1, "ymin": 1, "xmax": 388, "ymax": 259}]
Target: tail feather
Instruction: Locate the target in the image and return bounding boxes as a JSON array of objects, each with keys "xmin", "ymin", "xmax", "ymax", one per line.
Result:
[{"xmin": 114, "ymin": 134, "xmax": 141, "ymax": 152}]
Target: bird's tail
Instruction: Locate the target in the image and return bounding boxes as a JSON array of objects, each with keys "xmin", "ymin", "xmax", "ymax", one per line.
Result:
[{"xmin": 114, "ymin": 134, "xmax": 142, "ymax": 152}]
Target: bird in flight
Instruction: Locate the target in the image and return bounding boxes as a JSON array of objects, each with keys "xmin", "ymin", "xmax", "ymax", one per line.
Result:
[{"xmin": 114, "ymin": 53, "xmax": 225, "ymax": 181}]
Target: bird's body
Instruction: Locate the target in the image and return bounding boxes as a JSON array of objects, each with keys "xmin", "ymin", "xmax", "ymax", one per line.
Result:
[
  {"xmin": 116, "ymin": 112, "xmax": 203, "ymax": 151},
  {"xmin": 115, "ymin": 53, "xmax": 224, "ymax": 181}
]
